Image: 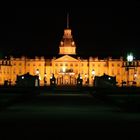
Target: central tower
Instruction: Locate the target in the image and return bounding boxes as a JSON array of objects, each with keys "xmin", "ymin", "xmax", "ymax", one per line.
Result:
[{"xmin": 59, "ymin": 14, "xmax": 76, "ymax": 55}]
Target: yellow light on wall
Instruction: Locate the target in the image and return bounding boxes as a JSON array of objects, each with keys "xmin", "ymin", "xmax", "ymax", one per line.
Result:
[
  {"xmin": 62, "ymin": 67, "xmax": 66, "ymax": 73},
  {"xmin": 85, "ymin": 74, "xmax": 88, "ymax": 78},
  {"xmin": 134, "ymin": 73, "xmax": 137, "ymax": 78}
]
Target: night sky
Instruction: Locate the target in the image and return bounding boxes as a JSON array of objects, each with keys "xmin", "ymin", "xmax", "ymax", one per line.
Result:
[{"xmin": 0, "ymin": 7, "xmax": 140, "ymax": 59}]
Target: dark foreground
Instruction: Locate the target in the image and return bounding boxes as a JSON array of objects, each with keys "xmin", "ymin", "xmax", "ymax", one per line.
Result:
[{"xmin": 0, "ymin": 86, "xmax": 140, "ymax": 138}]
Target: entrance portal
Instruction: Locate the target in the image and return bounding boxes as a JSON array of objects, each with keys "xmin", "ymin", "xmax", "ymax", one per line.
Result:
[{"xmin": 57, "ymin": 74, "xmax": 76, "ymax": 85}]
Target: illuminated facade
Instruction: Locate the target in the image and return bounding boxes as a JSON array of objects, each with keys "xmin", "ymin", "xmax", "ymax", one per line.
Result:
[{"xmin": 0, "ymin": 20, "xmax": 140, "ymax": 87}]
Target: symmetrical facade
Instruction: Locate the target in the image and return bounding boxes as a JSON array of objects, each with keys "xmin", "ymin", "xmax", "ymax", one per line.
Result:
[{"xmin": 0, "ymin": 21, "xmax": 140, "ymax": 87}]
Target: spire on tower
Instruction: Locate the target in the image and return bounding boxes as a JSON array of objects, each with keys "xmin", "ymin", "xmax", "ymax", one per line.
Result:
[
  {"xmin": 67, "ymin": 13, "xmax": 69, "ymax": 29},
  {"xmin": 59, "ymin": 13, "xmax": 76, "ymax": 55}
]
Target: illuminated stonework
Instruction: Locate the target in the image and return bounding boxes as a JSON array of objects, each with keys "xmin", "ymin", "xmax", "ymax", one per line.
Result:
[
  {"xmin": 0, "ymin": 22, "xmax": 140, "ymax": 87},
  {"xmin": 59, "ymin": 28, "xmax": 76, "ymax": 55}
]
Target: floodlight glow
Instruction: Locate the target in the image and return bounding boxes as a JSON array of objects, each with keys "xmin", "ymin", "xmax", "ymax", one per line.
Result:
[
  {"xmin": 36, "ymin": 69, "xmax": 39, "ymax": 75},
  {"xmin": 44, "ymin": 73, "xmax": 47, "ymax": 77},
  {"xmin": 62, "ymin": 67, "xmax": 66, "ymax": 72},
  {"xmin": 39, "ymin": 76, "xmax": 41, "ymax": 80},
  {"xmin": 127, "ymin": 53, "xmax": 133, "ymax": 62},
  {"xmin": 85, "ymin": 74, "xmax": 88, "ymax": 78},
  {"xmin": 92, "ymin": 69, "xmax": 95, "ymax": 75}
]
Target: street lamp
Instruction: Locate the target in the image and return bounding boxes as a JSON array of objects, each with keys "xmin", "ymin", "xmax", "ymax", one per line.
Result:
[
  {"xmin": 127, "ymin": 53, "xmax": 133, "ymax": 62},
  {"xmin": 126, "ymin": 53, "xmax": 134, "ymax": 86},
  {"xmin": 36, "ymin": 69, "xmax": 39, "ymax": 75},
  {"xmin": 36, "ymin": 69, "xmax": 41, "ymax": 80},
  {"xmin": 92, "ymin": 69, "xmax": 95, "ymax": 78},
  {"xmin": 134, "ymin": 72, "xmax": 137, "ymax": 83},
  {"xmin": 92, "ymin": 69, "xmax": 95, "ymax": 85},
  {"xmin": 44, "ymin": 73, "xmax": 47, "ymax": 77},
  {"xmin": 84, "ymin": 73, "xmax": 89, "ymax": 85}
]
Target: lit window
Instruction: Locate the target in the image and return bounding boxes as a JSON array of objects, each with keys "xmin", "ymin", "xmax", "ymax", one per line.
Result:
[
  {"xmin": 7, "ymin": 61, "xmax": 9, "ymax": 65},
  {"xmin": 70, "ymin": 64, "xmax": 73, "ymax": 67},
  {"xmin": 112, "ymin": 70, "xmax": 114, "ymax": 75},
  {"xmin": 117, "ymin": 64, "xmax": 120, "ymax": 67}
]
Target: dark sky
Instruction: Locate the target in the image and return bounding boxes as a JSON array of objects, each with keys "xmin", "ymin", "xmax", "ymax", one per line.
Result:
[{"xmin": 0, "ymin": 7, "xmax": 140, "ymax": 59}]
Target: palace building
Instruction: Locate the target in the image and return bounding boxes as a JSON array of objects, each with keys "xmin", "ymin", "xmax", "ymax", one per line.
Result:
[{"xmin": 0, "ymin": 16, "xmax": 140, "ymax": 87}]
